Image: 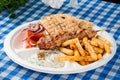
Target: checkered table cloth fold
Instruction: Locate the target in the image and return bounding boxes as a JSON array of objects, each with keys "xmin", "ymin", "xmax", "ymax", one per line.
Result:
[{"xmin": 0, "ymin": 0, "xmax": 120, "ymax": 80}]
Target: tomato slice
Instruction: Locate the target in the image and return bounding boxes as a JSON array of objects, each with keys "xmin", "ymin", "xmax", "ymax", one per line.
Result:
[
  {"xmin": 30, "ymin": 32, "xmax": 43, "ymax": 41},
  {"xmin": 24, "ymin": 30, "xmax": 43, "ymax": 48}
]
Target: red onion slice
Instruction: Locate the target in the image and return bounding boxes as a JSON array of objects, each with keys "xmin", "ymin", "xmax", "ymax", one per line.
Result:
[
  {"xmin": 37, "ymin": 24, "xmax": 44, "ymax": 33},
  {"xmin": 22, "ymin": 24, "xmax": 44, "ymax": 41},
  {"xmin": 29, "ymin": 23, "xmax": 44, "ymax": 32},
  {"xmin": 28, "ymin": 41, "xmax": 36, "ymax": 47}
]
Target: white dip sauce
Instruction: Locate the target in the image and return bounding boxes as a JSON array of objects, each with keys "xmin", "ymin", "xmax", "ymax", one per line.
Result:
[{"xmin": 27, "ymin": 50, "xmax": 65, "ymax": 68}]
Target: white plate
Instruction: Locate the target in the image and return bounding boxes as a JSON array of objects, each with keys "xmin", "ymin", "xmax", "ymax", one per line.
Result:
[{"xmin": 4, "ymin": 21, "xmax": 117, "ymax": 74}]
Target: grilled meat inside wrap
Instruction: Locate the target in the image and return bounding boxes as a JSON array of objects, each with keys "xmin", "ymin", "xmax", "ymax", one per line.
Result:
[{"xmin": 37, "ymin": 14, "xmax": 97, "ymax": 50}]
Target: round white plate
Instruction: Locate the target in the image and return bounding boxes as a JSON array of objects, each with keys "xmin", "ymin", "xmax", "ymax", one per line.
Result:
[{"xmin": 4, "ymin": 21, "xmax": 117, "ymax": 74}]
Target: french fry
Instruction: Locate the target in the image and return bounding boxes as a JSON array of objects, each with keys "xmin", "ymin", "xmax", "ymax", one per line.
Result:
[
  {"xmin": 73, "ymin": 47, "xmax": 81, "ymax": 61},
  {"xmin": 83, "ymin": 37, "xmax": 97, "ymax": 60},
  {"xmin": 97, "ymin": 36, "xmax": 111, "ymax": 53},
  {"xmin": 85, "ymin": 50, "xmax": 90, "ymax": 56},
  {"xmin": 57, "ymin": 55, "xmax": 96, "ymax": 62},
  {"xmin": 79, "ymin": 61, "xmax": 86, "ymax": 66},
  {"xmin": 90, "ymin": 38, "xmax": 98, "ymax": 46},
  {"xmin": 79, "ymin": 61, "xmax": 94, "ymax": 66},
  {"xmin": 97, "ymin": 36, "xmax": 111, "ymax": 46},
  {"xmin": 70, "ymin": 44, "xmax": 76, "ymax": 49},
  {"xmin": 85, "ymin": 61, "xmax": 90, "ymax": 65},
  {"xmin": 91, "ymin": 38, "xmax": 104, "ymax": 49},
  {"xmin": 97, "ymin": 54, "xmax": 102, "ymax": 60},
  {"xmin": 104, "ymin": 43, "xmax": 111, "ymax": 53},
  {"xmin": 93, "ymin": 46, "xmax": 104, "ymax": 54},
  {"xmin": 62, "ymin": 39, "xmax": 74, "ymax": 46},
  {"xmin": 57, "ymin": 56, "xmax": 74, "ymax": 62},
  {"xmin": 74, "ymin": 47, "xmax": 80, "ymax": 57},
  {"xmin": 74, "ymin": 38, "xmax": 85, "ymax": 56},
  {"xmin": 59, "ymin": 47, "xmax": 74, "ymax": 56}
]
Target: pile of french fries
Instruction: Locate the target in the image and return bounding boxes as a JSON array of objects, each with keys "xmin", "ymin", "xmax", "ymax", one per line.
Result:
[{"xmin": 57, "ymin": 35, "xmax": 112, "ymax": 66}]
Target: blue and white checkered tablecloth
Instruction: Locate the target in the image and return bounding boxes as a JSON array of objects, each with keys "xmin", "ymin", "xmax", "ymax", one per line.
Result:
[{"xmin": 0, "ymin": 0, "xmax": 120, "ymax": 80}]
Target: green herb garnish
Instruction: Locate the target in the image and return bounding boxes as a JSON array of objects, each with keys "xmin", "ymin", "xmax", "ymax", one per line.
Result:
[{"xmin": 0, "ymin": 0, "xmax": 26, "ymax": 18}]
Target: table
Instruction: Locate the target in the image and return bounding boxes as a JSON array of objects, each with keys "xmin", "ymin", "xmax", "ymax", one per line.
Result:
[{"xmin": 0, "ymin": 0, "xmax": 120, "ymax": 80}]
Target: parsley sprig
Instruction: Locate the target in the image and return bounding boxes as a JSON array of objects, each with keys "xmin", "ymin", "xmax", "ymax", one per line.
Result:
[{"xmin": 0, "ymin": 0, "xmax": 26, "ymax": 18}]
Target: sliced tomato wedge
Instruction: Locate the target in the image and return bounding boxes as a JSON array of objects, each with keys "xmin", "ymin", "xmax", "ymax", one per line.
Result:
[
  {"xmin": 24, "ymin": 30, "xmax": 43, "ymax": 48},
  {"xmin": 30, "ymin": 32, "xmax": 43, "ymax": 41}
]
